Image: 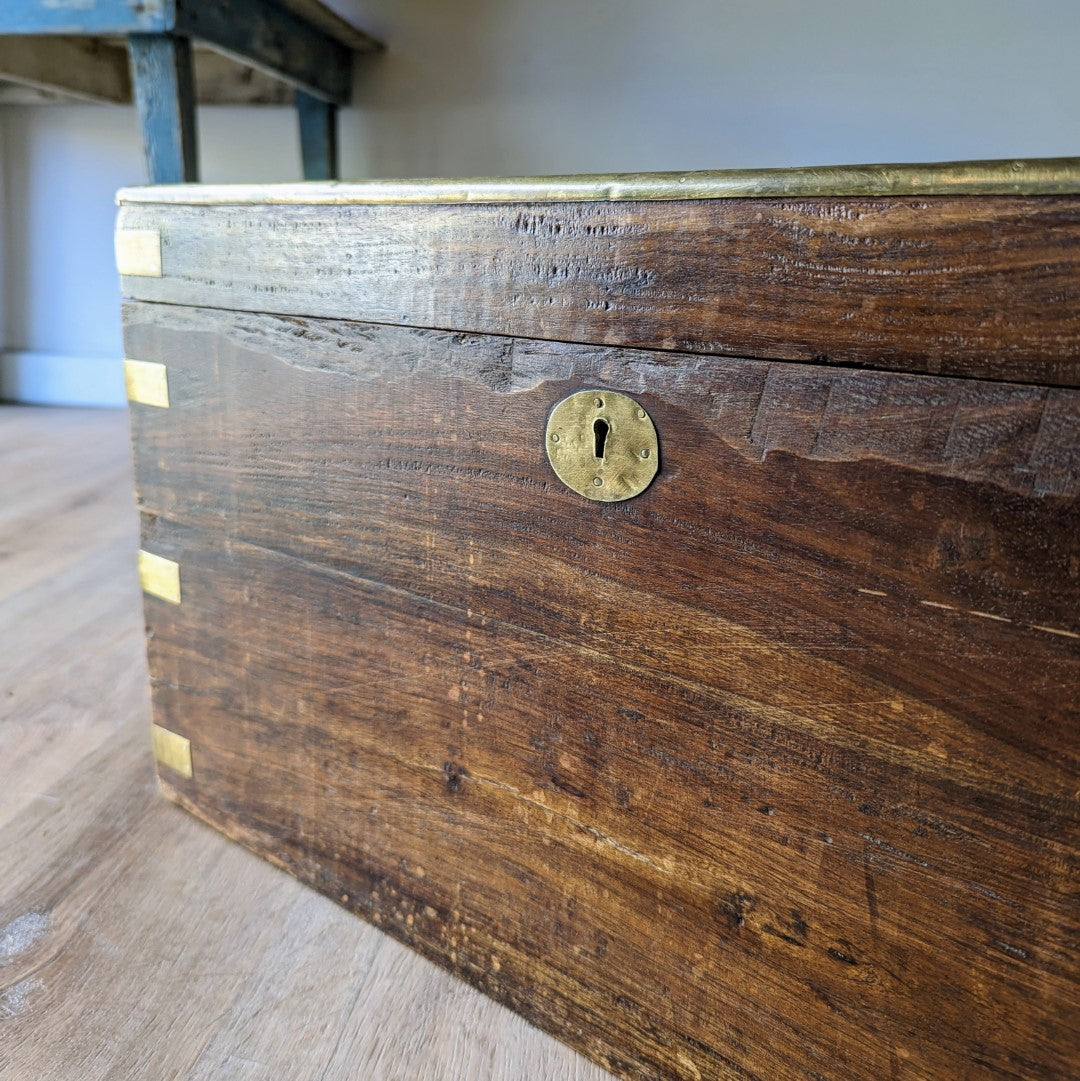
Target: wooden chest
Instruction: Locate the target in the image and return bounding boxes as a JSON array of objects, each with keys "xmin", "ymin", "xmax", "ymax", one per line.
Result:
[{"xmin": 117, "ymin": 160, "xmax": 1080, "ymax": 1081}]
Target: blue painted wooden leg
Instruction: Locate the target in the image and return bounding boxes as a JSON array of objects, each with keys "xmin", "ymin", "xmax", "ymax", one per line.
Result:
[
  {"xmin": 296, "ymin": 91, "xmax": 338, "ymax": 180},
  {"xmin": 128, "ymin": 33, "xmax": 198, "ymax": 184}
]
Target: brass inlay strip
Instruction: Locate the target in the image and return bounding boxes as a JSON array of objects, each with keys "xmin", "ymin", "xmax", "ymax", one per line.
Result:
[
  {"xmin": 124, "ymin": 359, "xmax": 170, "ymax": 408},
  {"xmin": 115, "ymin": 228, "xmax": 162, "ymax": 276},
  {"xmin": 138, "ymin": 550, "xmax": 181, "ymax": 605},
  {"xmin": 116, "ymin": 157, "xmax": 1080, "ymax": 207},
  {"xmin": 151, "ymin": 724, "xmax": 193, "ymax": 779}
]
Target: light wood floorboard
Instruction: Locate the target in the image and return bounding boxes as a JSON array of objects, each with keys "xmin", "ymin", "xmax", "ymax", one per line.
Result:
[{"xmin": 0, "ymin": 405, "xmax": 609, "ymax": 1081}]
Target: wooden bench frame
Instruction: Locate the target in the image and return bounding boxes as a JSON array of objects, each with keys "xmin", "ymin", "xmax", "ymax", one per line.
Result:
[{"xmin": 0, "ymin": 0, "xmax": 383, "ymax": 181}]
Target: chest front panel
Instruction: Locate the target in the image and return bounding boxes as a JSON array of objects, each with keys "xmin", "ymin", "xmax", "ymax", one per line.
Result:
[{"xmin": 120, "ymin": 183, "xmax": 1080, "ymax": 1081}]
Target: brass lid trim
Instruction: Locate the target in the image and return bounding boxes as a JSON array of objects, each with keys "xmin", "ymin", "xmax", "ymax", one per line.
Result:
[{"xmin": 117, "ymin": 158, "xmax": 1080, "ymax": 207}]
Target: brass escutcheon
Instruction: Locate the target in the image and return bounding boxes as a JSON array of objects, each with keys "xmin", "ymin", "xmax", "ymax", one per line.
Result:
[{"xmin": 545, "ymin": 390, "xmax": 659, "ymax": 502}]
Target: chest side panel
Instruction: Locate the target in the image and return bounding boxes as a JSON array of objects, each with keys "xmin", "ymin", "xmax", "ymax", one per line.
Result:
[{"xmin": 124, "ymin": 300, "xmax": 1079, "ymax": 1081}]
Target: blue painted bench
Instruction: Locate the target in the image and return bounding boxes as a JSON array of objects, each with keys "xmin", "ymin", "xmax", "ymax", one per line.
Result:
[{"xmin": 0, "ymin": 1, "xmax": 383, "ymax": 181}]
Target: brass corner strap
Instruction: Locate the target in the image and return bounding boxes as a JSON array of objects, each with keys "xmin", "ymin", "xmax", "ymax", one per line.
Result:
[
  {"xmin": 151, "ymin": 724, "xmax": 193, "ymax": 779},
  {"xmin": 115, "ymin": 228, "xmax": 162, "ymax": 276},
  {"xmin": 138, "ymin": 549, "xmax": 182, "ymax": 605},
  {"xmin": 124, "ymin": 359, "xmax": 170, "ymax": 408}
]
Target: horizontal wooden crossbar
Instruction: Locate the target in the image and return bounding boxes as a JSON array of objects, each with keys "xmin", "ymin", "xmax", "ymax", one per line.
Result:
[
  {"xmin": 0, "ymin": 36, "xmax": 130, "ymax": 104},
  {"xmin": 0, "ymin": 0, "xmax": 376, "ymax": 103},
  {"xmin": 172, "ymin": 0, "xmax": 352, "ymax": 104}
]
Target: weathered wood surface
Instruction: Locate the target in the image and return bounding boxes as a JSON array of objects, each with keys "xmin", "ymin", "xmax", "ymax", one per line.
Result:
[
  {"xmin": 0, "ymin": 42, "xmax": 334, "ymax": 106},
  {"xmin": 0, "ymin": 0, "xmax": 381, "ymax": 53},
  {"xmin": 278, "ymin": 0, "xmax": 383, "ymax": 54},
  {"xmin": 297, "ymin": 89, "xmax": 339, "ymax": 182},
  {"xmin": 0, "ymin": 406, "xmax": 607, "ymax": 1081},
  {"xmin": 0, "ymin": 0, "xmax": 164, "ymax": 36},
  {"xmin": 0, "ymin": 36, "xmax": 130, "ymax": 103},
  {"xmin": 171, "ymin": 0, "xmax": 354, "ymax": 105},
  {"xmin": 124, "ymin": 302, "xmax": 1080, "ymax": 1081},
  {"xmin": 128, "ymin": 33, "xmax": 199, "ymax": 184},
  {"xmin": 116, "ymin": 194, "xmax": 1080, "ymax": 387},
  {"xmin": 0, "ymin": 1, "xmax": 384, "ymax": 112},
  {"xmin": 189, "ymin": 48, "xmax": 296, "ymax": 105}
]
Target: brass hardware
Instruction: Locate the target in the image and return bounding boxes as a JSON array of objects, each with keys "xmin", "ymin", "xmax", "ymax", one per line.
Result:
[
  {"xmin": 124, "ymin": 359, "xmax": 170, "ymax": 408},
  {"xmin": 151, "ymin": 724, "xmax": 193, "ymax": 778},
  {"xmin": 546, "ymin": 390, "xmax": 659, "ymax": 502},
  {"xmin": 138, "ymin": 549, "xmax": 181, "ymax": 605},
  {"xmin": 114, "ymin": 228, "xmax": 162, "ymax": 276},
  {"xmin": 117, "ymin": 157, "xmax": 1080, "ymax": 207}
]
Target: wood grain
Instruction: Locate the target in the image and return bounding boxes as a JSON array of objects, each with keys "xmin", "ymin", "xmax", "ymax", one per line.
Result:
[
  {"xmin": 172, "ymin": 0, "xmax": 354, "ymax": 105},
  {"xmin": 297, "ymin": 89, "xmax": 339, "ymax": 181},
  {"xmin": 0, "ymin": 406, "xmax": 607, "ymax": 1081},
  {"xmin": 116, "ymin": 194, "xmax": 1080, "ymax": 387},
  {"xmin": 127, "ymin": 32, "xmax": 199, "ymax": 184},
  {"xmin": 0, "ymin": 0, "xmax": 379, "ymax": 102},
  {"xmin": 0, "ymin": 40, "xmax": 349, "ymax": 107},
  {"xmin": 124, "ymin": 304, "xmax": 1080, "ymax": 1081},
  {"xmin": 277, "ymin": 0, "xmax": 384, "ymax": 53},
  {"xmin": 0, "ymin": 36, "xmax": 130, "ymax": 104}
]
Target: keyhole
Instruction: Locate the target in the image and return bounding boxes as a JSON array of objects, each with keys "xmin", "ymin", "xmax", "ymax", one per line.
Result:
[{"xmin": 593, "ymin": 418, "xmax": 610, "ymax": 460}]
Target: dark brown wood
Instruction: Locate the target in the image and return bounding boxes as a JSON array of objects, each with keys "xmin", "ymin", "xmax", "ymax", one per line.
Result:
[
  {"xmin": 0, "ymin": 407, "xmax": 600, "ymax": 1081},
  {"xmin": 116, "ymin": 195, "xmax": 1080, "ymax": 387},
  {"xmin": 124, "ymin": 300, "xmax": 1079, "ymax": 1081}
]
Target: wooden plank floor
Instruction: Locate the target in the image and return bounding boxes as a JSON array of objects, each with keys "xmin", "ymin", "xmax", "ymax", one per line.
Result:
[{"xmin": 0, "ymin": 406, "xmax": 609, "ymax": 1081}]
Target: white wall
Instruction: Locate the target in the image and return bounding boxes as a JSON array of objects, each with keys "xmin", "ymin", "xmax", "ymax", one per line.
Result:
[{"xmin": 2, "ymin": 0, "xmax": 1078, "ymax": 404}]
